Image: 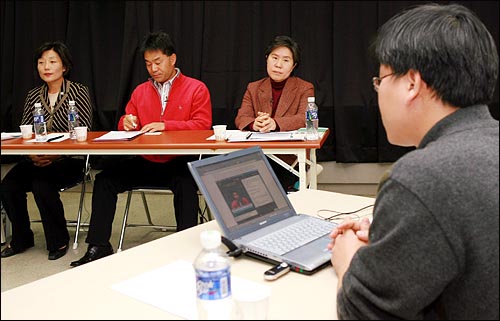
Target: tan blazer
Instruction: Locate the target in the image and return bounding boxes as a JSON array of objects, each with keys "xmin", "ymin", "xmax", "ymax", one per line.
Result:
[{"xmin": 235, "ymin": 76, "xmax": 314, "ymax": 131}]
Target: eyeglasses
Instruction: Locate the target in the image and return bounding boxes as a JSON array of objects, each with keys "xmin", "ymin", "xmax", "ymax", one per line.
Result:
[{"xmin": 372, "ymin": 73, "xmax": 395, "ymax": 92}]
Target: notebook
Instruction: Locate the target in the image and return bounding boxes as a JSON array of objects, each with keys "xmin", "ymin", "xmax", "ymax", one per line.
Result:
[{"xmin": 188, "ymin": 146, "xmax": 337, "ymax": 274}]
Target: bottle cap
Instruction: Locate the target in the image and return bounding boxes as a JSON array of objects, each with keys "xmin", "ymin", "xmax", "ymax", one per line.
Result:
[
  {"xmin": 34, "ymin": 103, "xmax": 42, "ymax": 107},
  {"xmin": 307, "ymin": 97, "xmax": 315, "ymax": 103},
  {"xmin": 69, "ymin": 100, "xmax": 75, "ymax": 106},
  {"xmin": 200, "ymin": 230, "xmax": 221, "ymax": 249}
]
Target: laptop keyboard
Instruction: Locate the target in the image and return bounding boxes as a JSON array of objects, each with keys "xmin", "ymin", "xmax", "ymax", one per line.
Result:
[{"xmin": 248, "ymin": 218, "xmax": 335, "ymax": 255}]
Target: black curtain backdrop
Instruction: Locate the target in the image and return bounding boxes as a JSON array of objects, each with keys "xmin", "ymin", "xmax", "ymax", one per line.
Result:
[{"xmin": 1, "ymin": 1, "xmax": 499, "ymax": 163}]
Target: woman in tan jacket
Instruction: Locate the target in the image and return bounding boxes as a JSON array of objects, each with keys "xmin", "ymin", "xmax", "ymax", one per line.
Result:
[{"xmin": 235, "ymin": 35, "xmax": 315, "ymax": 191}]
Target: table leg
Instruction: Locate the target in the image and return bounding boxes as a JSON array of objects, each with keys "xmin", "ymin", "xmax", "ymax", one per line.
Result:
[
  {"xmin": 309, "ymin": 149, "xmax": 317, "ymax": 189},
  {"xmin": 298, "ymin": 151, "xmax": 307, "ymax": 191}
]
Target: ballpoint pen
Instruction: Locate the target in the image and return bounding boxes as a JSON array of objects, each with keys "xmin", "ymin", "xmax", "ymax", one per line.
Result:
[
  {"xmin": 246, "ymin": 132, "xmax": 253, "ymax": 139},
  {"xmin": 47, "ymin": 135, "xmax": 64, "ymax": 142},
  {"xmin": 129, "ymin": 114, "xmax": 137, "ymax": 128}
]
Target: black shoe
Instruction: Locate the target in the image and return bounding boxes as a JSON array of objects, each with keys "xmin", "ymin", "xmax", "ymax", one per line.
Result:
[
  {"xmin": 48, "ymin": 244, "xmax": 68, "ymax": 260},
  {"xmin": 1, "ymin": 244, "xmax": 33, "ymax": 258},
  {"xmin": 70, "ymin": 244, "xmax": 114, "ymax": 267}
]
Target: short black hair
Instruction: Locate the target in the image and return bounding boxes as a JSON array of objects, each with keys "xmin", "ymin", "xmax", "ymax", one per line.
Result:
[
  {"xmin": 34, "ymin": 41, "xmax": 73, "ymax": 78},
  {"xmin": 140, "ymin": 31, "xmax": 176, "ymax": 56},
  {"xmin": 265, "ymin": 35, "xmax": 301, "ymax": 69},
  {"xmin": 373, "ymin": 3, "xmax": 499, "ymax": 107}
]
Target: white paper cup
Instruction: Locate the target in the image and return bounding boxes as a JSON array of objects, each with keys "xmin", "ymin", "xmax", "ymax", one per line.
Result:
[
  {"xmin": 75, "ymin": 126, "xmax": 88, "ymax": 142},
  {"xmin": 19, "ymin": 125, "xmax": 33, "ymax": 139},
  {"xmin": 233, "ymin": 282, "xmax": 271, "ymax": 320},
  {"xmin": 213, "ymin": 125, "xmax": 227, "ymax": 141}
]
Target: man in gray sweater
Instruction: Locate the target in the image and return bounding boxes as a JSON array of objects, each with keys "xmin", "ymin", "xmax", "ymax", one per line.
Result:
[{"xmin": 329, "ymin": 3, "xmax": 499, "ymax": 320}]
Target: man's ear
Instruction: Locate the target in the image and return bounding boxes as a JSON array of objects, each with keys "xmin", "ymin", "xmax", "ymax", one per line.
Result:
[
  {"xmin": 406, "ymin": 69, "xmax": 422, "ymax": 102},
  {"xmin": 169, "ymin": 53, "xmax": 177, "ymax": 66}
]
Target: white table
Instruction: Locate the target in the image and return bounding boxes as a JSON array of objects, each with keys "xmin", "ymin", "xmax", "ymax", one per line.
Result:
[{"xmin": 1, "ymin": 189, "xmax": 374, "ymax": 320}]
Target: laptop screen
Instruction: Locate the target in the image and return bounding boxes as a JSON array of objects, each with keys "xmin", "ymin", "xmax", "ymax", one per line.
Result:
[{"xmin": 189, "ymin": 147, "xmax": 297, "ymax": 239}]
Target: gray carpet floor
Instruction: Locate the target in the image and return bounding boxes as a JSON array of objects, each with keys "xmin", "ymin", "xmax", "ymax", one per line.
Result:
[{"xmin": 1, "ymin": 190, "xmax": 181, "ymax": 292}]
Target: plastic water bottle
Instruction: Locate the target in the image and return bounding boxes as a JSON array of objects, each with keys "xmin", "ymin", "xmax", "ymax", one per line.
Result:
[
  {"xmin": 305, "ymin": 96, "xmax": 319, "ymax": 140},
  {"xmin": 67, "ymin": 100, "xmax": 79, "ymax": 139},
  {"xmin": 194, "ymin": 230, "xmax": 233, "ymax": 320},
  {"xmin": 33, "ymin": 103, "xmax": 47, "ymax": 142}
]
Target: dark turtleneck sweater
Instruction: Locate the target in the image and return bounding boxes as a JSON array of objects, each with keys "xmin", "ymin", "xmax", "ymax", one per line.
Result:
[{"xmin": 269, "ymin": 78, "xmax": 287, "ymax": 131}]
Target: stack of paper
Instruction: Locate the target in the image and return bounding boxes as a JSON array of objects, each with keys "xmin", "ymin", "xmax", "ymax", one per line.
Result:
[
  {"xmin": 1, "ymin": 132, "xmax": 22, "ymax": 141},
  {"xmin": 93, "ymin": 131, "xmax": 143, "ymax": 141},
  {"xmin": 206, "ymin": 130, "xmax": 307, "ymax": 142},
  {"xmin": 24, "ymin": 133, "xmax": 70, "ymax": 143},
  {"xmin": 228, "ymin": 131, "xmax": 306, "ymax": 142}
]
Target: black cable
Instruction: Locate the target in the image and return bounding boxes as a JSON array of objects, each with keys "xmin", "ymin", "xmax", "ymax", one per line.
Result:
[
  {"xmin": 317, "ymin": 204, "xmax": 374, "ymax": 222},
  {"xmin": 221, "ymin": 235, "xmax": 243, "ymax": 258}
]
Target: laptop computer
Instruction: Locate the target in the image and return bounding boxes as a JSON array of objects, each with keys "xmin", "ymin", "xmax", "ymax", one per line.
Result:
[{"xmin": 188, "ymin": 146, "xmax": 337, "ymax": 274}]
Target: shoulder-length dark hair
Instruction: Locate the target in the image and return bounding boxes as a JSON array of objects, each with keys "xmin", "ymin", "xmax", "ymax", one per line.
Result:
[{"xmin": 33, "ymin": 41, "xmax": 73, "ymax": 79}]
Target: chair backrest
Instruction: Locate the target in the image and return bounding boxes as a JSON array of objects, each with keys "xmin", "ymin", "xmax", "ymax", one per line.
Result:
[{"xmin": 117, "ymin": 187, "xmax": 211, "ymax": 252}]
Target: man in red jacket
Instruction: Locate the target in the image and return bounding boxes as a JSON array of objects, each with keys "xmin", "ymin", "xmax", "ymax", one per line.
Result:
[{"xmin": 71, "ymin": 31, "xmax": 212, "ymax": 267}]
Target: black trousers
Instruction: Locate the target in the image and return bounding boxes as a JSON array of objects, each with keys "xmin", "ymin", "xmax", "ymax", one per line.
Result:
[
  {"xmin": 85, "ymin": 155, "xmax": 199, "ymax": 247},
  {"xmin": 0, "ymin": 157, "xmax": 84, "ymax": 251}
]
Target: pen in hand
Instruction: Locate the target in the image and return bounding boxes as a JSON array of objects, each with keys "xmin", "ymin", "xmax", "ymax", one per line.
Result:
[
  {"xmin": 47, "ymin": 135, "xmax": 64, "ymax": 142},
  {"xmin": 129, "ymin": 114, "xmax": 137, "ymax": 129}
]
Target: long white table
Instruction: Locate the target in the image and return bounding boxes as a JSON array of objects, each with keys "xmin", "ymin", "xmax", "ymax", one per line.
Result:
[
  {"xmin": 1, "ymin": 130, "xmax": 329, "ymax": 190},
  {"xmin": 1, "ymin": 190, "xmax": 374, "ymax": 320}
]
